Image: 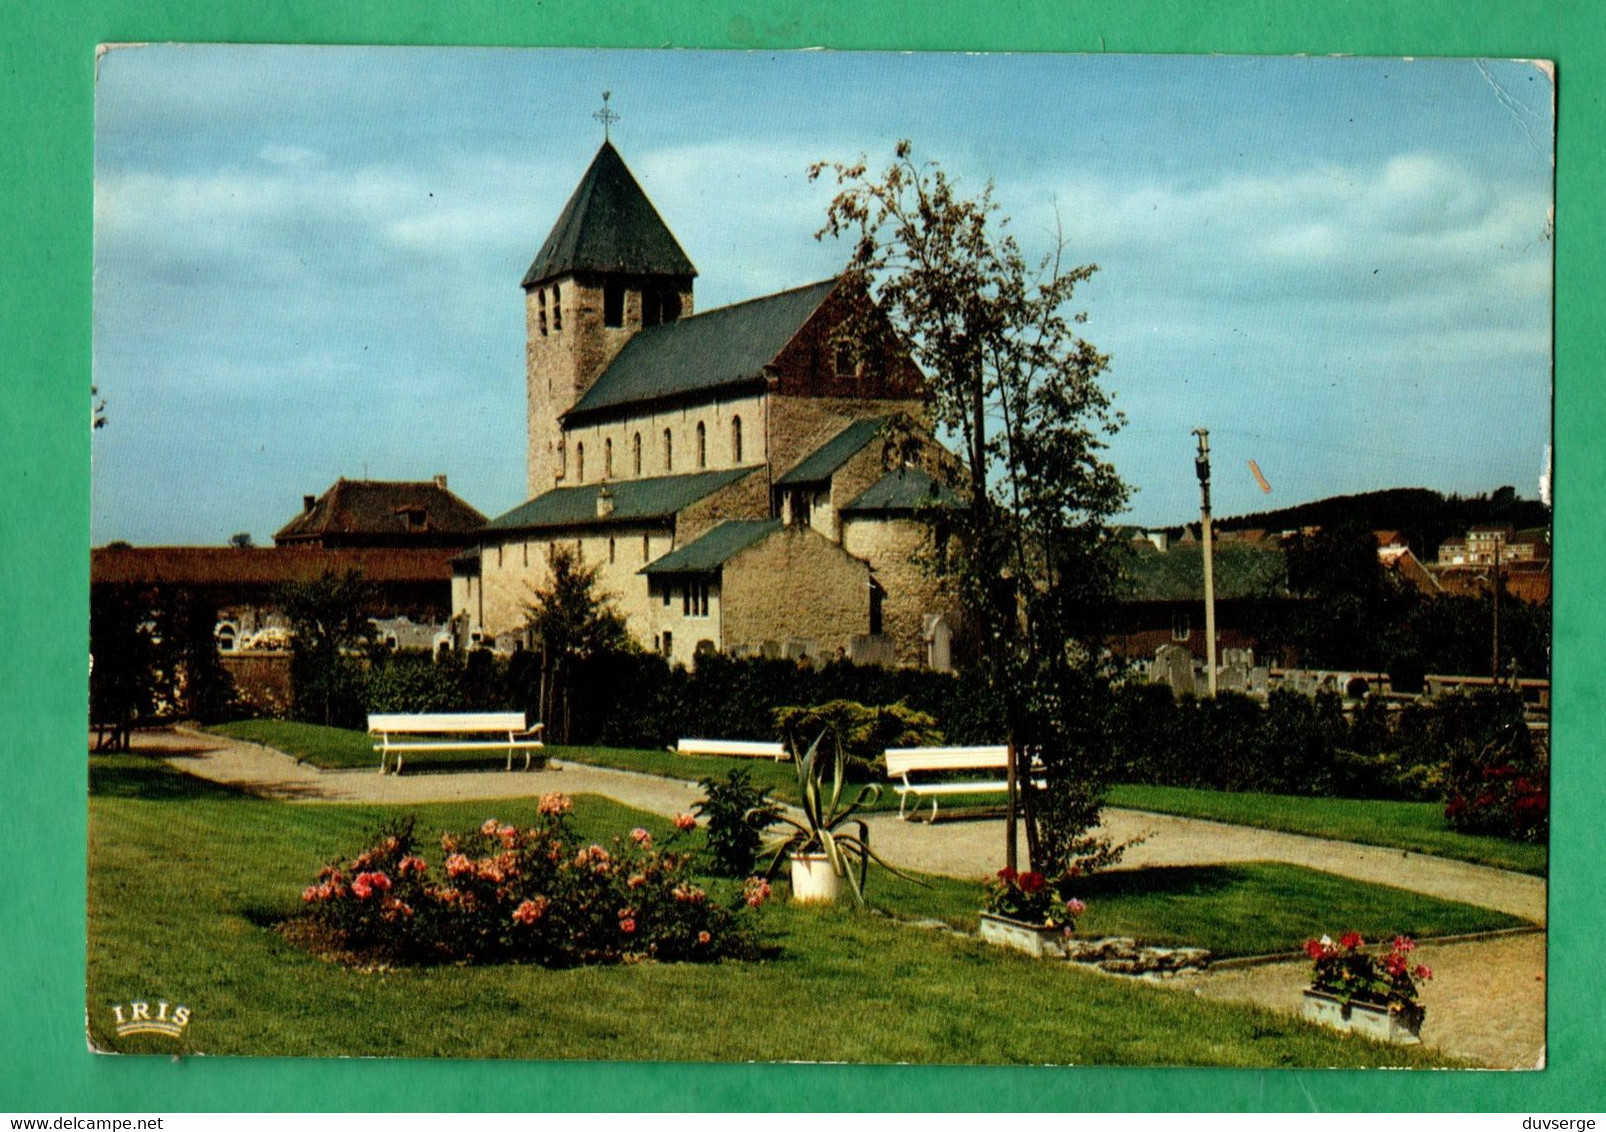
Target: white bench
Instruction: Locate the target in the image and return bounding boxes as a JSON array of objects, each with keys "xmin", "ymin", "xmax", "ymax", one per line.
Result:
[
  {"xmin": 676, "ymin": 737, "xmax": 790, "ymax": 761},
  {"xmin": 368, "ymin": 712, "xmax": 544, "ymax": 775},
  {"xmin": 883, "ymin": 745, "xmax": 1044, "ymax": 821}
]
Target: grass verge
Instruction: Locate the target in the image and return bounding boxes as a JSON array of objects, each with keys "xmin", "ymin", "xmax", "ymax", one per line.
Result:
[
  {"xmin": 89, "ymin": 752, "xmax": 1495, "ymax": 1065},
  {"xmin": 1108, "ymin": 784, "xmax": 1547, "ymax": 876}
]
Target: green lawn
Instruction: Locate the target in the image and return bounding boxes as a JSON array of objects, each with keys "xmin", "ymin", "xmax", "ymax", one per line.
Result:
[
  {"xmin": 1108, "ymin": 784, "xmax": 1547, "ymax": 876},
  {"xmin": 873, "ymin": 863, "xmax": 1528, "ymax": 955},
  {"xmin": 213, "ymin": 720, "xmax": 1549, "ymax": 876},
  {"xmin": 89, "ymin": 752, "xmax": 1510, "ymax": 1065}
]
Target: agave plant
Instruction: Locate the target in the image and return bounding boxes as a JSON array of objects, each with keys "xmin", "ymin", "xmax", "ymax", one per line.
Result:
[{"xmin": 755, "ymin": 730, "xmax": 916, "ymax": 905}]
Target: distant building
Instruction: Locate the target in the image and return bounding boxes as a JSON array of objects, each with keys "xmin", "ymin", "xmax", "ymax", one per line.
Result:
[
  {"xmin": 1431, "ymin": 523, "xmax": 1550, "ymax": 604},
  {"xmin": 275, "ymin": 475, "xmax": 485, "ymax": 550},
  {"xmin": 1110, "ymin": 539, "xmax": 1296, "ymax": 665}
]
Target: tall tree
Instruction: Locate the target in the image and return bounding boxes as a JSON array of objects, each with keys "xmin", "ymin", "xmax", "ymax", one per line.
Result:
[
  {"xmin": 812, "ymin": 141, "xmax": 1130, "ymax": 877},
  {"xmin": 523, "ymin": 545, "xmax": 635, "ymax": 743},
  {"xmin": 278, "ymin": 570, "xmax": 374, "ymax": 728}
]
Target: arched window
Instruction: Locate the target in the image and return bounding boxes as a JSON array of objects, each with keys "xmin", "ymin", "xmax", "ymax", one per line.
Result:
[
  {"xmin": 696, "ymin": 421, "xmax": 707, "ymax": 469},
  {"xmin": 557, "ymin": 438, "xmax": 566, "ymax": 479},
  {"xmin": 663, "ymin": 428, "xmax": 673, "ymax": 472},
  {"xmin": 575, "ymin": 442, "xmax": 585, "ymax": 483},
  {"xmin": 632, "ymin": 432, "xmax": 642, "ymax": 476},
  {"xmin": 731, "ymin": 416, "xmax": 743, "ymax": 463},
  {"xmin": 551, "ymin": 285, "xmax": 562, "ymax": 331},
  {"xmin": 642, "ymin": 534, "xmax": 650, "ymax": 561},
  {"xmin": 537, "ymin": 290, "xmax": 547, "ymax": 337},
  {"xmin": 604, "ymin": 438, "xmax": 613, "ymax": 479},
  {"xmin": 608, "ymin": 537, "xmax": 616, "ymax": 564}
]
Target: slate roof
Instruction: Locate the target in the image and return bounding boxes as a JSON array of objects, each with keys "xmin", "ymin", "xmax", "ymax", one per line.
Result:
[
  {"xmin": 774, "ymin": 416, "xmax": 889, "ymax": 486},
  {"xmin": 522, "ymin": 141, "xmax": 696, "ymax": 288},
  {"xmin": 840, "ymin": 466, "xmax": 962, "ymax": 514},
  {"xmin": 565, "ymin": 279, "xmax": 839, "ymax": 420},
  {"xmin": 1120, "ymin": 542, "xmax": 1289, "ymax": 603},
  {"xmin": 640, "ymin": 519, "xmax": 783, "ymax": 575},
  {"xmin": 274, "ymin": 479, "xmax": 486, "ymax": 545},
  {"xmin": 484, "ymin": 466, "xmax": 759, "ymax": 533}
]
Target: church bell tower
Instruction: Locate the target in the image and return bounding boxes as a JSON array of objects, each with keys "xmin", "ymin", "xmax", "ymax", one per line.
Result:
[{"xmin": 522, "ymin": 112, "xmax": 697, "ymax": 497}]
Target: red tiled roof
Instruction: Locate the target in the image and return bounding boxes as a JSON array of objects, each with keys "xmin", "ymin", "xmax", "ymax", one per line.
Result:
[{"xmin": 91, "ymin": 546, "xmax": 456, "ymax": 587}]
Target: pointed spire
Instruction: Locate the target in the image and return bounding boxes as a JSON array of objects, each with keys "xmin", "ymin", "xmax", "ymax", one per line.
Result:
[{"xmin": 522, "ymin": 141, "xmax": 697, "ymax": 290}]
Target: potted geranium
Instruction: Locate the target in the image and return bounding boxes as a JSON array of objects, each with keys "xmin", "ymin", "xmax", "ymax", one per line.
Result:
[
  {"xmin": 1301, "ymin": 932, "xmax": 1433, "ymax": 1044},
  {"xmin": 756, "ymin": 730, "xmax": 909, "ymax": 905},
  {"xmin": 979, "ymin": 867, "xmax": 1087, "ymax": 958}
]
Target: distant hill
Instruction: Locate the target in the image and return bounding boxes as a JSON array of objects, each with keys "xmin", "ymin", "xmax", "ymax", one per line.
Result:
[{"xmin": 1156, "ymin": 486, "xmax": 1550, "ymax": 558}]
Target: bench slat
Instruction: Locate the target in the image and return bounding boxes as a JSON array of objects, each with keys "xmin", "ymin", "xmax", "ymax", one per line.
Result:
[
  {"xmin": 884, "ymin": 745, "xmax": 1010, "ymax": 775},
  {"xmin": 374, "ymin": 740, "xmax": 545, "ymax": 752},
  {"xmin": 677, "ymin": 738, "xmax": 788, "ymax": 759},
  {"xmin": 368, "ymin": 712, "xmax": 528, "ymax": 733}
]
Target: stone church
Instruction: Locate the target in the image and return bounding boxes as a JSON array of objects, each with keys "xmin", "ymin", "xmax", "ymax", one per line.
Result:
[{"xmin": 452, "ymin": 139, "xmax": 960, "ymax": 669}]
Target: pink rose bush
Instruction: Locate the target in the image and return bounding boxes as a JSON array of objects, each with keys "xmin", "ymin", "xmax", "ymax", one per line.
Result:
[
  {"xmin": 1305, "ymin": 932, "xmax": 1433, "ymax": 1025},
  {"xmin": 300, "ymin": 805, "xmax": 763, "ymax": 967}
]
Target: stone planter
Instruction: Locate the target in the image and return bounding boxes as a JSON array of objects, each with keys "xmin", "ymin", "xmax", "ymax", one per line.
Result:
[
  {"xmin": 788, "ymin": 853, "xmax": 841, "ymax": 904},
  {"xmin": 1301, "ymin": 989, "xmax": 1423, "ymax": 1045},
  {"xmin": 978, "ymin": 911, "xmax": 1070, "ymax": 959}
]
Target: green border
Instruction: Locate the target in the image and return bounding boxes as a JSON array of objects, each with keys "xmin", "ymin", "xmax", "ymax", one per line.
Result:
[{"xmin": 3, "ymin": 0, "xmax": 1597, "ymax": 1112}]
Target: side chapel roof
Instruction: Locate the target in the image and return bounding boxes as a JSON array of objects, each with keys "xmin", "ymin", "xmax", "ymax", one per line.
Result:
[{"xmin": 484, "ymin": 466, "xmax": 760, "ymax": 534}]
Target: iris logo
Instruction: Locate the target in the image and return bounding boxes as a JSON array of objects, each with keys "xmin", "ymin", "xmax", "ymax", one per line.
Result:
[{"xmin": 110, "ymin": 1000, "xmax": 191, "ymax": 1039}]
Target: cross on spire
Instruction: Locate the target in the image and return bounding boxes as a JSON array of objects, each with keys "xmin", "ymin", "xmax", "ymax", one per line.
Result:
[{"xmin": 592, "ymin": 90, "xmax": 620, "ymax": 140}]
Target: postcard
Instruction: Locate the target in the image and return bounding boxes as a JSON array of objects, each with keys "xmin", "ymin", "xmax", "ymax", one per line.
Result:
[{"xmin": 88, "ymin": 46, "xmax": 1552, "ymax": 1068}]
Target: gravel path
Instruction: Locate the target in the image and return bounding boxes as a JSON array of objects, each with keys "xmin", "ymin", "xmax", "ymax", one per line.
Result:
[
  {"xmin": 1173, "ymin": 932, "xmax": 1546, "ymax": 1070},
  {"xmin": 119, "ymin": 726, "xmax": 1547, "ymax": 1068}
]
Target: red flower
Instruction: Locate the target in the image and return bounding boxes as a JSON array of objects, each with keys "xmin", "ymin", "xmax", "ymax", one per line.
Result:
[
  {"xmin": 996, "ymin": 866, "xmax": 1018, "ymax": 884},
  {"xmin": 1304, "ymin": 939, "xmax": 1326, "ymax": 960},
  {"xmin": 1339, "ymin": 931, "xmax": 1364, "ymax": 950},
  {"xmin": 1017, "ymin": 871, "xmax": 1047, "ymax": 894}
]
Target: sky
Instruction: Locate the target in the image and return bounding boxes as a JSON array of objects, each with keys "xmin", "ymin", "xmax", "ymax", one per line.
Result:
[{"xmin": 91, "ymin": 48, "xmax": 1554, "ymax": 545}]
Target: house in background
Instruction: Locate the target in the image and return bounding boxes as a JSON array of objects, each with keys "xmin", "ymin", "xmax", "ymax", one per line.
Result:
[{"xmin": 92, "ymin": 476, "xmax": 486, "ymax": 710}]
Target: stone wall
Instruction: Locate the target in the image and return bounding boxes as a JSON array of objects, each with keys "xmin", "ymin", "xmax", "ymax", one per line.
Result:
[
  {"xmin": 721, "ymin": 526, "xmax": 871, "ymax": 660},
  {"xmin": 525, "ymin": 272, "xmax": 694, "ymax": 497},
  {"xmin": 768, "ymin": 395, "xmax": 929, "ymax": 488},
  {"xmin": 558, "ymin": 392, "xmax": 766, "ymax": 486},
  {"xmin": 471, "ymin": 524, "xmax": 675, "ymax": 642},
  {"xmin": 841, "ymin": 515, "xmax": 958, "ymax": 667}
]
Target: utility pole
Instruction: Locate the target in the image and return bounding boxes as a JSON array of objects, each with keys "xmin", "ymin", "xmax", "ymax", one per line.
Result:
[
  {"xmin": 1491, "ymin": 539, "xmax": 1502, "ymax": 680},
  {"xmin": 1193, "ymin": 429, "xmax": 1218, "ymax": 697}
]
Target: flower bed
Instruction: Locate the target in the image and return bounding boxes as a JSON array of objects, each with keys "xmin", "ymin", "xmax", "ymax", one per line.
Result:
[{"xmin": 296, "ymin": 794, "xmax": 765, "ymax": 966}]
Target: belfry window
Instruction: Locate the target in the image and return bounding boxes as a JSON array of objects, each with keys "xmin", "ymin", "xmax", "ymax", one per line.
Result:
[
  {"xmin": 551, "ymin": 285, "xmax": 562, "ymax": 331},
  {"xmin": 603, "ymin": 281, "xmax": 625, "ymax": 328},
  {"xmin": 537, "ymin": 290, "xmax": 547, "ymax": 337}
]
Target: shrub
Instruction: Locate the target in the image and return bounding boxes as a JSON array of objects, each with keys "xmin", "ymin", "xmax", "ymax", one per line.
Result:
[
  {"xmin": 694, "ymin": 768, "xmax": 780, "ymax": 877},
  {"xmin": 365, "ymin": 652, "xmax": 464, "ymax": 714},
  {"xmin": 299, "ymin": 796, "xmax": 763, "ymax": 966},
  {"xmin": 1439, "ymin": 691, "xmax": 1547, "ymax": 843},
  {"xmin": 772, "ymin": 699, "xmax": 943, "ymax": 779}
]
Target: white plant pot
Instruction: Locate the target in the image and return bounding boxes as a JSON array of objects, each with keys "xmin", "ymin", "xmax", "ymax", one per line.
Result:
[
  {"xmin": 979, "ymin": 911, "xmax": 1070, "ymax": 959},
  {"xmin": 789, "ymin": 852, "xmax": 842, "ymax": 904},
  {"xmin": 1301, "ymin": 989, "xmax": 1423, "ymax": 1045}
]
